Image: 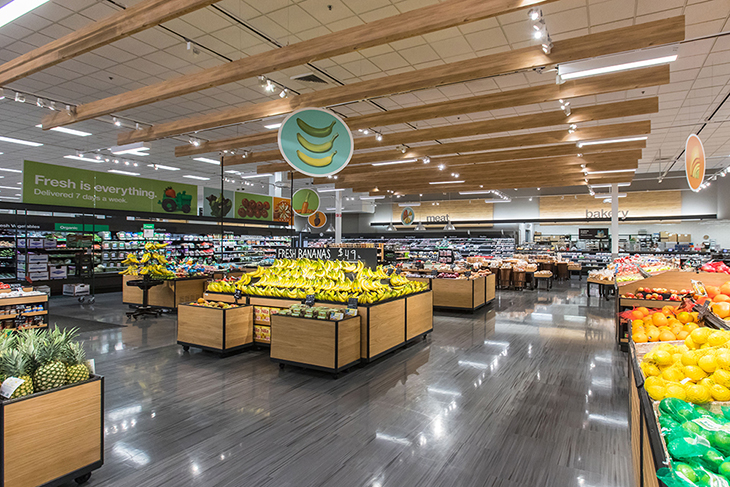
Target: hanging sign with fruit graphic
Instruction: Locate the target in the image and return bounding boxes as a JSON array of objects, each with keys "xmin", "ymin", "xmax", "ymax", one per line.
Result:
[
  {"xmin": 277, "ymin": 107, "xmax": 354, "ymax": 177},
  {"xmin": 292, "ymin": 188, "xmax": 320, "ymax": 217},
  {"xmin": 308, "ymin": 211, "xmax": 327, "ymax": 229},
  {"xmin": 203, "ymin": 187, "xmax": 233, "ymax": 218},
  {"xmin": 235, "ymin": 192, "xmax": 272, "ymax": 220},
  {"xmin": 400, "ymin": 206, "xmax": 415, "ymax": 226},
  {"xmin": 685, "ymin": 133, "xmax": 706, "ymax": 192}
]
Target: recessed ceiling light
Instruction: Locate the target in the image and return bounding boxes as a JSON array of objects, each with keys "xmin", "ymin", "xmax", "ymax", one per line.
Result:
[
  {"xmin": 193, "ymin": 157, "xmax": 219, "ymax": 165},
  {"xmin": 264, "ymin": 123, "xmax": 282, "ymax": 129},
  {"xmin": 459, "ymin": 190, "xmax": 497, "ymax": 195},
  {"xmin": 589, "ymin": 183, "xmax": 631, "ymax": 188},
  {"xmin": 108, "ymin": 170, "xmax": 140, "ymax": 176},
  {"xmin": 559, "ymin": 55, "xmax": 677, "ymax": 81},
  {"xmin": 360, "ymin": 196, "xmax": 385, "ymax": 200},
  {"xmin": 0, "ymin": 136, "xmax": 42, "ymax": 147},
  {"xmin": 183, "ymin": 175, "xmax": 210, "ymax": 180},
  {"xmin": 371, "ymin": 158, "xmax": 417, "ymax": 167},
  {"xmin": 147, "ymin": 164, "xmax": 180, "ymax": 171},
  {"xmin": 318, "ymin": 188, "xmax": 345, "ymax": 192},
  {"xmin": 64, "ymin": 155, "xmax": 102, "ymax": 162},
  {"xmin": 429, "ymin": 180, "xmax": 465, "ymax": 185},
  {"xmin": 0, "ymin": 0, "xmax": 51, "ymax": 29},
  {"xmin": 0, "ymin": 168, "xmax": 22, "ymax": 173},
  {"xmin": 0, "ymin": 185, "xmax": 21, "ymax": 189},
  {"xmin": 585, "ymin": 169, "xmax": 637, "ymax": 175},
  {"xmin": 240, "ymin": 173, "xmax": 272, "ymax": 178},
  {"xmin": 577, "ymin": 136, "xmax": 647, "ymax": 148},
  {"xmin": 35, "ymin": 124, "xmax": 92, "ymax": 137}
]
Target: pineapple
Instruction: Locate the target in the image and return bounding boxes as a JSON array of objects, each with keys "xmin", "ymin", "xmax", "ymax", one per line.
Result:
[
  {"xmin": 33, "ymin": 328, "xmax": 75, "ymax": 392},
  {"xmin": 64, "ymin": 342, "xmax": 90, "ymax": 384},
  {"xmin": 0, "ymin": 333, "xmax": 17, "ymax": 384},
  {"xmin": 0, "ymin": 349, "xmax": 34, "ymax": 398}
]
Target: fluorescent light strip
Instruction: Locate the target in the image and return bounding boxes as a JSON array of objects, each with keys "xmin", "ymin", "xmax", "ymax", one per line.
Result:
[
  {"xmin": 0, "ymin": 0, "xmax": 51, "ymax": 29},
  {"xmin": 398, "ymin": 202, "xmax": 420, "ymax": 207},
  {"xmin": 264, "ymin": 123, "xmax": 282, "ymax": 129},
  {"xmin": 241, "ymin": 173, "xmax": 272, "ymax": 179},
  {"xmin": 183, "ymin": 175, "xmax": 210, "ymax": 180},
  {"xmin": 429, "ymin": 180, "xmax": 465, "ymax": 185},
  {"xmin": 360, "ymin": 196, "xmax": 385, "ymax": 200},
  {"xmin": 577, "ymin": 136, "xmax": 647, "ymax": 148},
  {"xmin": 35, "ymin": 124, "xmax": 91, "ymax": 137},
  {"xmin": 589, "ymin": 183, "xmax": 631, "ymax": 188},
  {"xmin": 586, "ymin": 169, "xmax": 636, "ymax": 175},
  {"xmin": 64, "ymin": 155, "xmax": 102, "ymax": 163},
  {"xmin": 0, "ymin": 136, "xmax": 42, "ymax": 147},
  {"xmin": 0, "ymin": 196, "xmax": 20, "ymax": 200},
  {"xmin": 0, "ymin": 185, "xmax": 21, "ymax": 190},
  {"xmin": 108, "ymin": 170, "xmax": 140, "ymax": 176},
  {"xmin": 459, "ymin": 190, "xmax": 497, "ymax": 195},
  {"xmin": 318, "ymin": 188, "xmax": 345, "ymax": 192},
  {"xmin": 193, "ymin": 157, "xmax": 219, "ymax": 165},
  {"xmin": 147, "ymin": 164, "xmax": 180, "ymax": 171},
  {"xmin": 597, "ymin": 193, "xmax": 627, "ymax": 199},
  {"xmin": 560, "ymin": 55, "xmax": 677, "ymax": 81},
  {"xmin": 0, "ymin": 168, "xmax": 22, "ymax": 173},
  {"xmin": 371, "ymin": 158, "xmax": 417, "ymax": 167}
]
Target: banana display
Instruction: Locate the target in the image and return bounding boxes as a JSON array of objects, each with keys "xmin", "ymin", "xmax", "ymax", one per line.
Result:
[
  {"xmin": 207, "ymin": 258, "xmax": 429, "ymax": 304},
  {"xmin": 119, "ymin": 242, "xmax": 177, "ymax": 278}
]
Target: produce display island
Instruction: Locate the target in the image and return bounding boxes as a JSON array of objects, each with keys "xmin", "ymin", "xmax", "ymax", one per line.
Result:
[
  {"xmin": 405, "ymin": 271, "xmax": 495, "ymax": 312},
  {"xmin": 122, "ymin": 274, "xmax": 208, "ymax": 309},
  {"xmin": 177, "ymin": 302, "xmax": 253, "ymax": 356}
]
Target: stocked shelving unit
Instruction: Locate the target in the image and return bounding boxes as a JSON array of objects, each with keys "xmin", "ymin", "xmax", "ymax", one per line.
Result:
[
  {"xmin": 0, "ymin": 290, "xmax": 49, "ymax": 333},
  {"xmin": 0, "ymin": 235, "xmax": 17, "ymax": 281}
]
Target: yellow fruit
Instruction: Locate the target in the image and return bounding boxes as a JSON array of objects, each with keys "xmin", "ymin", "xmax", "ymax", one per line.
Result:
[
  {"xmin": 653, "ymin": 350, "xmax": 673, "ymax": 366},
  {"xmin": 712, "ymin": 384, "xmax": 730, "ymax": 401},
  {"xmin": 664, "ymin": 383, "xmax": 687, "ymax": 401},
  {"xmin": 684, "ymin": 365, "xmax": 708, "ymax": 381},
  {"xmin": 691, "ymin": 328, "xmax": 712, "ymax": 345},
  {"xmin": 717, "ymin": 352, "xmax": 730, "ymax": 369},
  {"xmin": 644, "ymin": 376, "xmax": 665, "ymax": 388},
  {"xmin": 673, "ymin": 353, "xmax": 683, "ymax": 363},
  {"xmin": 662, "ymin": 367, "xmax": 685, "ymax": 382},
  {"xmin": 646, "ymin": 384, "xmax": 666, "ymax": 401},
  {"xmin": 712, "ymin": 369, "xmax": 730, "ymax": 388},
  {"xmin": 700, "ymin": 378, "xmax": 716, "ymax": 389},
  {"xmin": 698, "ymin": 355, "xmax": 718, "ymax": 374},
  {"xmin": 686, "ymin": 384, "xmax": 713, "ymax": 404},
  {"xmin": 710, "ymin": 331, "xmax": 730, "ymax": 347},
  {"xmin": 681, "ymin": 351, "xmax": 698, "ymax": 366},
  {"xmin": 685, "ymin": 335, "xmax": 699, "ymax": 350},
  {"xmin": 641, "ymin": 362, "xmax": 661, "ymax": 377}
]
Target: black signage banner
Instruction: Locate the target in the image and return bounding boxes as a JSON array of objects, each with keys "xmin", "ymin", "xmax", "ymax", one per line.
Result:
[
  {"xmin": 275, "ymin": 247, "xmax": 378, "ymax": 268},
  {"xmin": 579, "ymin": 228, "xmax": 609, "ymax": 240}
]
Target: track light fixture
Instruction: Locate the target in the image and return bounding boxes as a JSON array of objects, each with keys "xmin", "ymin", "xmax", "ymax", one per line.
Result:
[
  {"xmin": 542, "ymin": 37, "xmax": 553, "ymax": 55},
  {"xmin": 113, "ymin": 117, "xmax": 121, "ymax": 127},
  {"xmin": 375, "ymin": 133, "xmax": 383, "ymax": 142},
  {"xmin": 279, "ymin": 89, "xmax": 289, "ymax": 98},
  {"xmin": 15, "ymin": 92, "xmax": 25, "ymax": 103},
  {"xmin": 528, "ymin": 8, "xmax": 542, "ymax": 22},
  {"xmin": 560, "ymin": 100, "xmax": 571, "ymax": 116},
  {"xmin": 568, "ymin": 124, "xmax": 577, "ymax": 134},
  {"xmin": 423, "ymin": 156, "xmax": 430, "ymax": 164}
]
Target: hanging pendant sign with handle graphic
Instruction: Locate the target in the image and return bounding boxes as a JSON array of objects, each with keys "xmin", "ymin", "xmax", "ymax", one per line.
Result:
[
  {"xmin": 685, "ymin": 134, "xmax": 706, "ymax": 192},
  {"xmin": 278, "ymin": 107, "xmax": 354, "ymax": 177}
]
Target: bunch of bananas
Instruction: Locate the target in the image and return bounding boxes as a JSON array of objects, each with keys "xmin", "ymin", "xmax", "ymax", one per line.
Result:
[
  {"xmin": 119, "ymin": 243, "xmax": 174, "ymax": 278},
  {"xmin": 139, "ymin": 264, "xmax": 175, "ymax": 278},
  {"xmin": 120, "ymin": 265, "xmax": 139, "ymax": 275},
  {"xmin": 121, "ymin": 253, "xmax": 140, "ymax": 265},
  {"xmin": 144, "ymin": 242, "xmax": 169, "ymax": 251},
  {"xmin": 207, "ymin": 280, "xmax": 237, "ymax": 293}
]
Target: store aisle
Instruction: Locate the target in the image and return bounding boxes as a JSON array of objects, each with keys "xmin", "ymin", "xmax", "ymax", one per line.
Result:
[{"xmin": 51, "ymin": 280, "xmax": 629, "ymax": 487}]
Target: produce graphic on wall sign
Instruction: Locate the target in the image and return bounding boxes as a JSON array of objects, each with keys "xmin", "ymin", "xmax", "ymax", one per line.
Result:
[
  {"xmin": 206, "ymin": 193, "xmax": 232, "ymax": 218},
  {"xmin": 685, "ymin": 133, "xmax": 706, "ymax": 192},
  {"xmin": 158, "ymin": 186, "xmax": 193, "ymax": 213},
  {"xmin": 308, "ymin": 211, "xmax": 327, "ymax": 229},
  {"xmin": 292, "ymin": 188, "xmax": 320, "ymax": 216},
  {"xmin": 278, "ymin": 107, "xmax": 354, "ymax": 177},
  {"xmin": 400, "ymin": 207, "xmax": 415, "ymax": 226},
  {"xmin": 236, "ymin": 194, "xmax": 271, "ymax": 220},
  {"xmin": 273, "ymin": 197, "xmax": 292, "ymax": 223}
]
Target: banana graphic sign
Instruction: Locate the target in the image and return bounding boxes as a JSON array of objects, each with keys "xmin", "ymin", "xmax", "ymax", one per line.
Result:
[
  {"xmin": 685, "ymin": 134, "xmax": 705, "ymax": 192},
  {"xmin": 278, "ymin": 107, "xmax": 354, "ymax": 177}
]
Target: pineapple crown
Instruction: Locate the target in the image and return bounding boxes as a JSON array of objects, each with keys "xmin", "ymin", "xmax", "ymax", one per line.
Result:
[
  {"xmin": 37, "ymin": 327, "xmax": 78, "ymax": 364},
  {"xmin": 0, "ymin": 349, "xmax": 30, "ymax": 377},
  {"xmin": 64, "ymin": 342, "xmax": 86, "ymax": 366}
]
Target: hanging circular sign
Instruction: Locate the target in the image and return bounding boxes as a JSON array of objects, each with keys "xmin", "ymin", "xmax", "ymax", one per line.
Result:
[
  {"xmin": 308, "ymin": 211, "xmax": 327, "ymax": 229},
  {"xmin": 292, "ymin": 188, "xmax": 319, "ymax": 217},
  {"xmin": 400, "ymin": 206, "xmax": 415, "ymax": 226},
  {"xmin": 685, "ymin": 134, "xmax": 705, "ymax": 192},
  {"xmin": 278, "ymin": 107, "xmax": 354, "ymax": 177}
]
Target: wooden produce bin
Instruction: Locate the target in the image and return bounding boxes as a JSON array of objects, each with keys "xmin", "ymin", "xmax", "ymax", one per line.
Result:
[
  {"xmin": 123, "ymin": 275, "xmax": 207, "ymax": 309},
  {"xmin": 270, "ymin": 315, "xmax": 361, "ymax": 377},
  {"xmin": 177, "ymin": 304, "xmax": 253, "ymax": 355},
  {"xmin": 431, "ymin": 276, "xmax": 487, "ymax": 311},
  {"xmin": 485, "ymin": 274, "xmax": 496, "ymax": 304},
  {"xmin": 1, "ymin": 375, "xmax": 104, "ymax": 487}
]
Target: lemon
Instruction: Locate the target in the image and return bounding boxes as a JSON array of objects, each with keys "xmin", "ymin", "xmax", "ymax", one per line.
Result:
[
  {"xmin": 665, "ymin": 383, "xmax": 687, "ymax": 400},
  {"xmin": 684, "ymin": 365, "xmax": 708, "ymax": 381},
  {"xmin": 699, "ymin": 355, "xmax": 718, "ymax": 374},
  {"xmin": 717, "ymin": 352, "xmax": 730, "ymax": 368},
  {"xmin": 709, "ymin": 331, "xmax": 730, "ymax": 347},
  {"xmin": 700, "ymin": 377, "xmax": 715, "ymax": 389},
  {"xmin": 646, "ymin": 384, "xmax": 666, "ymax": 401},
  {"xmin": 644, "ymin": 376, "xmax": 665, "ymax": 388},
  {"xmin": 711, "ymin": 384, "xmax": 730, "ymax": 401},
  {"xmin": 681, "ymin": 351, "xmax": 698, "ymax": 366},
  {"xmin": 713, "ymin": 369, "xmax": 730, "ymax": 388},
  {"xmin": 692, "ymin": 328, "xmax": 712, "ymax": 345},
  {"xmin": 643, "ymin": 351, "xmax": 657, "ymax": 363},
  {"xmin": 654, "ymin": 350, "xmax": 673, "ymax": 366},
  {"xmin": 672, "ymin": 353, "xmax": 683, "ymax": 363},
  {"xmin": 662, "ymin": 367, "xmax": 685, "ymax": 382},
  {"xmin": 686, "ymin": 384, "xmax": 713, "ymax": 404},
  {"xmin": 685, "ymin": 335, "xmax": 699, "ymax": 350},
  {"xmin": 641, "ymin": 362, "xmax": 661, "ymax": 377},
  {"xmin": 678, "ymin": 345, "xmax": 689, "ymax": 353}
]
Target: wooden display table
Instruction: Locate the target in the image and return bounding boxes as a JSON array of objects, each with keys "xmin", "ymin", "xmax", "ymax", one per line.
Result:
[
  {"xmin": 0, "ymin": 375, "xmax": 104, "ymax": 487},
  {"xmin": 122, "ymin": 274, "xmax": 207, "ymax": 309},
  {"xmin": 431, "ymin": 276, "xmax": 487, "ymax": 311},
  {"xmin": 587, "ymin": 277, "xmax": 615, "ymax": 300},
  {"xmin": 270, "ymin": 315, "xmax": 361, "ymax": 378},
  {"xmin": 177, "ymin": 304, "xmax": 254, "ymax": 356}
]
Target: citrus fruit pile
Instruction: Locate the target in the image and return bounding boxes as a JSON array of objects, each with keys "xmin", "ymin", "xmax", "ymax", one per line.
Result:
[
  {"xmin": 641, "ymin": 330, "xmax": 730, "ymax": 403},
  {"xmin": 631, "ymin": 306, "xmax": 700, "ymax": 343},
  {"xmin": 695, "ymin": 281, "xmax": 730, "ymax": 320}
]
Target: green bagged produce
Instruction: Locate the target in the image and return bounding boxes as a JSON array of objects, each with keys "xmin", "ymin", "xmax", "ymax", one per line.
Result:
[{"xmin": 661, "ymin": 398, "xmax": 702, "ymax": 423}]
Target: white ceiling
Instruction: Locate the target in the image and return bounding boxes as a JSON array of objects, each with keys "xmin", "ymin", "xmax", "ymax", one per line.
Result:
[{"xmin": 0, "ymin": 0, "xmax": 729, "ymax": 202}]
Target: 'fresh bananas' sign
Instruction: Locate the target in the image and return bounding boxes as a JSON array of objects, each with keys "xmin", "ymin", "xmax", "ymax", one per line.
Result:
[{"xmin": 278, "ymin": 107, "xmax": 354, "ymax": 177}]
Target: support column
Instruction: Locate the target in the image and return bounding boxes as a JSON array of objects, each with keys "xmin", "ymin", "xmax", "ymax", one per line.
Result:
[
  {"xmin": 611, "ymin": 183, "xmax": 619, "ymax": 258},
  {"xmin": 273, "ymin": 172, "xmax": 285, "ymax": 198},
  {"xmin": 335, "ymin": 190, "xmax": 343, "ymax": 244}
]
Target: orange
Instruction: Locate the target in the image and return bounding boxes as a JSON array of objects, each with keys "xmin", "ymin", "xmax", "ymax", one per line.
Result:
[
  {"xmin": 685, "ymin": 323, "xmax": 699, "ymax": 332},
  {"xmin": 677, "ymin": 330, "xmax": 689, "ymax": 340},
  {"xmin": 659, "ymin": 330, "xmax": 677, "ymax": 341},
  {"xmin": 647, "ymin": 328, "xmax": 661, "ymax": 342},
  {"xmin": 633, "ymin": 332, "xmax": 648, "ymax": 343},
  {"xmin": 671, "ymin": 325, "xmax": 683, "ymax": 336},
  {"xmin": 637, "ymin": 307, "xmax": 650, "ymax": 316},
  {"xmin": 632, "ymin": 319, "xmax": 645, "ymax": 328},
  {"xmin": 713, "ymin": 302, "xmax": 730, "ymax": 319},
  {"xmin": 631, "ymin": 309, "xmax": 644, "ymax": 320},
  {"xmin": 697, "ymin": 296, "xmax": 710, "ymax": 305},
  {"xmin": 662, "ymin": 306, "xmax": 676, "ymax": 316},
  {"xmin": 691, "ymin": 312, "xmax": 700, "ymax": 323},
  {"xmin": 715, "ymin": 294, "xmax": 730, "ymax": 303},
  {"xmin": 708, "ymin": 285, "xmax": 721, "ymax": 298},
  {"xmin": 677, "ymin": 312, "xmax": 691, "ymax": 324},
  {"xmin": 720, "ymin": 282, "xmax": 730, "ymax": 296},
  {"xmin": 653, "ymin": 314, "xmax": 668, "ymax": 327}
]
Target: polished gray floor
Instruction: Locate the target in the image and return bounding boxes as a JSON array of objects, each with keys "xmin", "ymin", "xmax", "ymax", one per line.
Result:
[{"xmin": 49, "ymin": 280, "xmax": 630, "ymax": 487}]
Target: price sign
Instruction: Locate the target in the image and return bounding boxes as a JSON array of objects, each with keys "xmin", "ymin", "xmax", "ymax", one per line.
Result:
[
  {"xmin": 431, "ymin": 270, "xmax": 438, "ymax": 277},
  {"xmin": 347, "ymin": 297, "xmax": 358, "ymax": 309},
  {"xmin": 0, "ymin": 377, "xmax": 25, "ymax": 399},
  {"xmin": 305, "ymin": 294, "xmax": 315, "ymax": 306},
  {"xmin": 395, "ymin": 268, "xmax": 402, "ymax": 275},
  {"xmin": 386, "ymin": 267, "xmax": 394, "ymax": 276},
  {"xmin": 276, "ymin": 247, "xmax": 378, "ymax": 268},
  {"xmin": 465, "ymin": 271, "xmax": 472, "ymax": 278},
  {"xmin": 234, "ymin": 289, "xmax": 243, "ymax": 300}
]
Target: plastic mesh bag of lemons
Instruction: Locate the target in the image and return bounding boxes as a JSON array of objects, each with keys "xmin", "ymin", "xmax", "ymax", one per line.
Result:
[{"xmin": 641, "ymin": 330, "xmax": 730, "ymax": 404}]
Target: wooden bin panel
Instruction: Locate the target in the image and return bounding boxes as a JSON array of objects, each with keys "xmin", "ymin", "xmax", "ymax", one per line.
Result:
[
  {"xmin": 249, "ymin": 297, "xmax": 301, "ymax": 309},
  {"xmin": 271, "ymin": 316, "xmax": 336, "ymax": 368},
  {"xmin": 147, "ymin": 280, "xmax": 175, "ymax": 308},
  {"xmin": 3, "ymin": 379, "xmax": 102, "ymax": 487},
  {"xmin": 367, "ymin": 299, "xmax": 406, "ymax": 358},
  {"xmin": 629, "ymin": 366, "xmax": 642, "ymax": 487},
  {"xmin": 406, "ymin": 291, "xmax": 433, "ymax": 340},
  {"xmin": 473, "ymin": 277, "xmax": 486, "ymax": 308},
  {"xmin": 225, "ymin": 306, "xmax": 254, "ymax": 349},
  {"xmin": 203, "ymin": 292, "xmax": 238, "ymax": 304},
  {"xmin": 177, "ymin": 305, "xmax": 223, "ymax": 349},
  {"xmin": 432, "ymin": 278, "xmax": 473, "ymax": 308},
  {"xmin": 175, "ymin": 278, "xmax": 207, "ymax": 307},
  {"xmin": 122, "ymin": 274, "xmax": 143, "ymax": 304},
  {"xmin": 0, "ymin": 295, "xmax": 48, "ymax": 306},
  {"xmin": 338, "ymin": 317, "xmax": 362, "ymax": 368},
  {"xmin": 485, "ymin": 274, "xmax": 496, "ymax": 302},
  {"xmin": 642, "ymin": 423, "xmax": 660, "ymax": 487}
]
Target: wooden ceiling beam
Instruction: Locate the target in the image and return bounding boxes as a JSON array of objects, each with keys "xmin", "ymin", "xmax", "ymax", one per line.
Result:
[
  {"xmin": 42, "ymin": 0, "xmax": 560, "ymax": 129},
  {"xmin": 118, "ymin": 16, "xmax": 684, "ymax": 144},
  {"xmin": 175, "ymin": 66, "xmax": 669, "ymax": 157},
  {"xmin": 238, "ymin": 120, "xmax": 650, "ymax": 170},
  {"xmin": 0, "ymin": 0, "xmax": 220, "ymax": 86}
]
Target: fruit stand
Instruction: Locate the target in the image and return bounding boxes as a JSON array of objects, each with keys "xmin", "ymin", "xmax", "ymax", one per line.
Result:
[
  {"xmin": 177, "ymin": 299, "xmax": 254, "ymax": 356},
  {"xmin": 403, "ymin": 271, "xmax": 495, "ymax": 311},
  {"xmin": 122, "ymin": 274, "xmax": 207, "ymax": 309}
]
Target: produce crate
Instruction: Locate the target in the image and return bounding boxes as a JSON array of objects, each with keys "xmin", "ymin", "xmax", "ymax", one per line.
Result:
[
  {"xmin": 177, "ymin": 304, "xmax": 253, "ymax": 356},
  {"xmin": 0, "ymin": 375, "xmax": 104, "ymax": 487}
]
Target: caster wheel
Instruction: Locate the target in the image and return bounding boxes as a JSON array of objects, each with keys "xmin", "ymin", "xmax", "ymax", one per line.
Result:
[
  {"xmin": 182, "ymin": 345, "xmax": 190, "ymax": 352},
  {"xmin": 89, "ymin": 297, "xmax": 95, "ymax": 304},
  {"xmin": 332, "ymin": 373, "xmax": 340, "ymax": 379},
  {"xmin": 75, "ymin": 472, "xmax": 92, "ymax": 484},
  {"xmin": 279, "ymin": 363, "xmax": 285, "ymax": 369},
  {"xmin": 78, "ymin": 297, "xmax": 85, "ymax": 303},
  {"xmin": 423, "ymin": 334, "xmax": 428, "ymax": 341}
]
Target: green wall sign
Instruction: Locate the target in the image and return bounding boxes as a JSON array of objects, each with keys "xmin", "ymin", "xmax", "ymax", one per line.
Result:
[
  {"xmin": 54, "ymin": 223, "xmax": 110, "ymax": 232},
  {"xmin": 278, "ymin": 107, "xmax": 354, "ymax": 177},
  {"xmin": 23, "ymin": 160, "xmax": 198, "ymax": 215}
]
